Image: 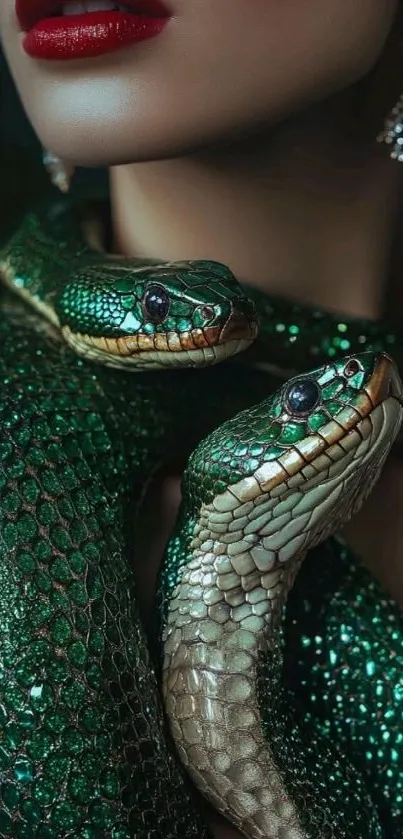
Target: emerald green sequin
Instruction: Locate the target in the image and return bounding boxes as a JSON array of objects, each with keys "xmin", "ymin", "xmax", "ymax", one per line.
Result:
[{"xmin": 285, "ymin": 541, "xmax": 403, "ymax": 837}]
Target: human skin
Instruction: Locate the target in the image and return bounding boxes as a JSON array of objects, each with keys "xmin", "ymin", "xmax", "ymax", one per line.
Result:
[
  {"xmin": 0, "ymin": 1, "xmax": 399, "ymax": 318},
  {"xmin": 0, "ymin": 1, "xmax": 397, "ymax": 165},
  {"xmin": 1, "ymin": 2, "xmax": 403, "ymax": 837}
]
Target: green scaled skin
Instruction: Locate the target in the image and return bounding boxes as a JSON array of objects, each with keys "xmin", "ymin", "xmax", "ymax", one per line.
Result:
[
  {"xmin": 284, "ymin": 541, "xmax": 403, "ymax": 839},
  {"xmin": 0, "ymin": 290, "xmax": 269, "ymax": 839},
  {"xmin": 243, "ymin": 286, "xmax": 402, "ymax": 378},
  {"xmin": 1, "ymin": 195, "xmax": 403, "ymax": 837},
  {"xmin": 160, "ymin": 352, "xmax": 402, "ymax": 839},
  {"xmin": 0, "ymin": 198, "xmax": 257, "ymax": 370}
]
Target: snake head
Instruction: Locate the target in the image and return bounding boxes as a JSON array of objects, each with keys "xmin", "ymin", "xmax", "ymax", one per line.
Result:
[
  {"xmin": 184, "ymin": 352, "xmax": 403, "ymax": 576},
  {"xmin": 56, "ymin": 258, "xmax": 258, "ymax": 370}
]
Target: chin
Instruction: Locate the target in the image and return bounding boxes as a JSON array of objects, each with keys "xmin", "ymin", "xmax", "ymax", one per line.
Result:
[
  {"xmin": 21, "ymin": 85, "xmax": 313, "ymax": 169},
  {"xmin": 32, "ymin": 123, "xmax": 221, "ymax": 168},
  {"xmin": 7, "ymin": 30, "xmax": 380, "ymax": 169},
  {"xmin": 13, "ymin": 54, "xmax": 323, "ymax": 169},
  {"xmin": 21, "ymin": 96, "xmax": 215, "ymax": 167},
  {"xmin": 24, "ymin": 98, "xmax": 256, "ymax": 168}
]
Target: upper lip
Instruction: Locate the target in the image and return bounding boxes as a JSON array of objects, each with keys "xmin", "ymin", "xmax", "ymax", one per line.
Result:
[{"xmin": 16, "ymin": 0, "xmax": 170, "ymax": 31}]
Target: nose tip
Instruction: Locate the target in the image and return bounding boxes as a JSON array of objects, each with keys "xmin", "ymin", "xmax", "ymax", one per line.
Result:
[{"xmin": 220, "ymin": 298, "xmax": 259, "ymax": 343}]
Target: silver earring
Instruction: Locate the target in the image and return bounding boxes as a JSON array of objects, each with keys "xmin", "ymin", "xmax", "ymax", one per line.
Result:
[
  {"xmin": 377, "ymin": 93, "xmax": 403, "ymax": 162},
  {"xmin": 42, "ymin": 148, "xmax": 75, "ymax": 193}
]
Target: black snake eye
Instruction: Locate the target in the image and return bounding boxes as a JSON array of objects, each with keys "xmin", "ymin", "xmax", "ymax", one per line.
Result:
[
  {"xmin": 143, "ymin": 285, "xmax": 170, "ymax": 324},
  {"xmin": 285, "ymin": 378, "xmax": 320, "ymax": 416}
]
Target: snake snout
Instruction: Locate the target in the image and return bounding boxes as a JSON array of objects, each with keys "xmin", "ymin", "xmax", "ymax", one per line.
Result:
[
  {"xmin": 219, "ymin": 298, "xmax": 259, "ymax": 344},
  {"xmin": 368, "ymin": 353, "xmax": 403, "ymax": 407}
]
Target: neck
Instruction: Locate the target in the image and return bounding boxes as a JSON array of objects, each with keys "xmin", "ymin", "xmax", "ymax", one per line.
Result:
[{"xmin": 109, "ymin": 106, "xmax": 402, "ymax": 320}]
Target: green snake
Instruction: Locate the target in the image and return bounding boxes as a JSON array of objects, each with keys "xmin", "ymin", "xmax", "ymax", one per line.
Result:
[
  {"xmin": 160, "ymin": 351, "xmax": 402, "ymax": 838},
  {"xmin": 0, "ymin": 196, "xmax": 401, "ymax": 838},
  {"xmin": 0, "ymin": 198, "xmax": 257, "ymax": 370}
]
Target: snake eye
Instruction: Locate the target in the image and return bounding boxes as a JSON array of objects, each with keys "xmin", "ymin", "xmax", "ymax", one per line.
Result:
[
  {"xmin": 285, "ymin": 378, "xmax": 320, "ymax": 416},
  {"xmin": 143, "ymin": 285, "xmax": 170, "ymax": 324}
]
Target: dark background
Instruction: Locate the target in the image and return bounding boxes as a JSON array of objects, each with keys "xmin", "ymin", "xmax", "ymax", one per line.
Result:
[
  {"xmin": 0, "ymin": 47, "xmax": 107, "ymax": 236},
  {"xmin": 0, "ymin": 48, "xmax": 47, "ymax": 235}
]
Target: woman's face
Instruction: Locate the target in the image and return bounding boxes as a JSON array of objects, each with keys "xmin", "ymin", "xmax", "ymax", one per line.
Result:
[{"xmin": 0, "ymin": 0, "xmax": 398, "ymax": 167}]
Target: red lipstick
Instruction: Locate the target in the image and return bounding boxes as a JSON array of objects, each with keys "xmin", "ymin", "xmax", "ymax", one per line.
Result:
[{"xmin": 16, "ymin": 1, "xmax": 170, "ymax": 61}]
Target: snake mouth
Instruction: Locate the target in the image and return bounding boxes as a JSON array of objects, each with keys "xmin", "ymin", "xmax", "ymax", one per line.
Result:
[
  {"xmin": 62, "ymin": 316, "xmax": 258, "ymax": 369},
  {"xmin": 61, "ymin": 298, "xmax": 258, "ymax": 368},
  {"xmin": 189, "ymin": 354, "xmax": 403, "ymax": 576}
]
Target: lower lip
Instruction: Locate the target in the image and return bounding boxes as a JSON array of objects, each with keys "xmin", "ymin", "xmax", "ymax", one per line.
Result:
[{"xmin": 22, "ymin": 11, "xmax": 168, "ymax": 61}]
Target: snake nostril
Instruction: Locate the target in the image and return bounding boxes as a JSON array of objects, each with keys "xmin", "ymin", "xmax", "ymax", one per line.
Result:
[
  {"xmin": 201, "ymin": 306, "xmax": 215, "ymax": 321},
  {"xmin": 344, "ymin": 358, "xmax": 361, "ymax": 378}
]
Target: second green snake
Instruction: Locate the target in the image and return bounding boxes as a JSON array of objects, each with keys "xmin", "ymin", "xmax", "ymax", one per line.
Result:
[{"xmin": 160, "ymin": 351, "xmax": 402, "ymax": 838}]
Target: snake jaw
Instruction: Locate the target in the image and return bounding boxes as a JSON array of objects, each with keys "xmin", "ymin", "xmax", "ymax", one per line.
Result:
[
  {"xmin": 61, "ymin": 327, "xmax": 255, "ymax": 370},
  {"xmin": 200, "ymin": 400, "xmax": 401, "ymax": 573},
  {"xmin": 60, "ymin": 300, "xmax": 258, "ymax": 369}
]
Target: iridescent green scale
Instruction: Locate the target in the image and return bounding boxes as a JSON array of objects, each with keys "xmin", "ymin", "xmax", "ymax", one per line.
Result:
[
  {"xmin": 285, "ymin": 542, "xmax": 403, "ymax": 838},
  {"xmin": 0, "ymin": 291, "xmax": 269, "ymax": 839},
  {"xmin": 1, "ymin": 200, "xmax": 255, "ymax": 345},
  {"xmin": 184, "ymin": 355, "xmax": 375, "ymax": 506},
  {"xmin": 247, "ymin": 285, "xmax": 401, "ymax": 371},
  {"xmin": 1, "ymin": 197, "xmax": 403, "ymax": 837}
]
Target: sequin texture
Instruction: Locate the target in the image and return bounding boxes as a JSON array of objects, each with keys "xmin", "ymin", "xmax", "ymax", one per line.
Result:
[
  {"xmin": 2, "ymin": 196, "xmax": 403, "ymax": 837},
  {"xmin": 284, "ymin": 540, "xmax": 403, "ymax": 838}
]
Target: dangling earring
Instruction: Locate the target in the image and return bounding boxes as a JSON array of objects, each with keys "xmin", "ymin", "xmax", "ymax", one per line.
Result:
[
  {"xmin": 377, "ymin": 93, "xmax": 403, "ymax": 162},
  {"xmin": 42, "ymin": 148, "xmax": 75, "ymax": 193}
]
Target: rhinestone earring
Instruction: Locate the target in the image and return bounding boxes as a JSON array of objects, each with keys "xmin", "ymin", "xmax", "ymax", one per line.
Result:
[
  {"xmin": 42, "ymin": 148, "xmax": 75, "ymax": 193},
  {"xmin": 377, "ymin": 93, "xmax": 403, "ymax": 162}
]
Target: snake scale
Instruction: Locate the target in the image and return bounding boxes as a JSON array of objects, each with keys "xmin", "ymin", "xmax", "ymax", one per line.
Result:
[
  {"xmin": 0, "ymin": 195, "xmax": 402, "ymax": 839},
  {"xmin": 284, "ymin": 539, "xmax": 403, "ymax": 838}
]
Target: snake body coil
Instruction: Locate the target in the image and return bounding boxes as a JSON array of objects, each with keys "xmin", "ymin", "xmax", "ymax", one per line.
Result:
[
  {"xmin": 0, "ymin": 289, "xmax": 268, "ymax": 837},
  {"xmin": 161, "ymin": 353, "xmax": 403, "ymax": 838},
  {"xmin": 284, "ymin": 540, "xmax": 403, "ymax": 838},
  {"xmin": 0, "ymin": 198, "xmax": 402, "ymax": 838},
  {"xmin": 0, "ymin": 199, "xmax": 260, "ymax": 837}
]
